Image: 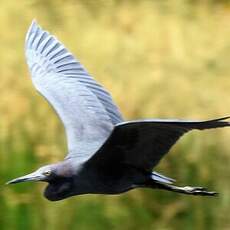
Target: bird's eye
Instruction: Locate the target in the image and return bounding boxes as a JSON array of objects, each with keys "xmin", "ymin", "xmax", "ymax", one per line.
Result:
[{"xmin": 43, "ymin": 170, "xmax": 52, "ymax": 176}]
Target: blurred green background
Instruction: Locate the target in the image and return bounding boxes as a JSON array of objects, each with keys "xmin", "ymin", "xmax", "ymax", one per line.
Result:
[{"xmin": 1, "ymin": 0, "xmax": 230, "ymax": 229}]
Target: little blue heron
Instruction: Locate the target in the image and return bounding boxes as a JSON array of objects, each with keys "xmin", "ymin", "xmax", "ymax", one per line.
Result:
[{"xmin": 7, "ymin": 20, "xmax": 230, "ymax": 201}]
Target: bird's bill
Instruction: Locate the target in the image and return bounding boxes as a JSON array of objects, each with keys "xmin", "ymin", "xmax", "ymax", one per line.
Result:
[{"xmin": 6, "ymin": 171, "xmax": 45, "ymax": 184}]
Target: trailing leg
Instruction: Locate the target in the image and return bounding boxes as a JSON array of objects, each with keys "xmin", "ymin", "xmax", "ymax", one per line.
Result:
[{"xmin": 147, "ymin": 180, "xmax": 218, "ymax": 196}]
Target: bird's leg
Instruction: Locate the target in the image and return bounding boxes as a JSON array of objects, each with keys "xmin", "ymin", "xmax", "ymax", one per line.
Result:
[{"xmin": 153, "ymin": 182, "xmax": 218, "ymax": 196}]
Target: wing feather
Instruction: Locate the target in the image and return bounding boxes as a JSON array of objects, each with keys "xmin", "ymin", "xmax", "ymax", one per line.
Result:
[
  {"xmin": 25, "ymin": 20, "xmax": 123, "ymax": 161},
  {"xmin": 88, "ymin": 117, "xmax": 230, "ymax": 171}
]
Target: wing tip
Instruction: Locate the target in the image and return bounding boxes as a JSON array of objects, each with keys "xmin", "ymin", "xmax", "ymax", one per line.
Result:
[
  {"xmin": 25, "ymin": 19, "xmax": 41, "ymax": 46},
  {"xmin": 213, "ymin": 116, "xmax": 230, "ymax": 122},
  {"xmin": 199, "ymin": 116, "xmax": 230, "ymax": 129},
  {"xmin": 31, "ymin": 18, "xmax": 38, "ymax": 26}
]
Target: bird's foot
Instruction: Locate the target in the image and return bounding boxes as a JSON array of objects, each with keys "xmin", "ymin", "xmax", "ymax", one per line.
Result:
[{"xmin": 182, "ymin": 186, "xmax": 218, "ymax": 196}]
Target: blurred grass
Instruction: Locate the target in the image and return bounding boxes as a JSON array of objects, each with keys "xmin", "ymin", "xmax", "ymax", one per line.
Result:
[{"xmin": 0, "ymin": 0, "xmax": 230, "ymax": 229}]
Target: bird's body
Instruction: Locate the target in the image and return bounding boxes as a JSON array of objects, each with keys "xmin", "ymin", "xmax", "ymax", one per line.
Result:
[
  {"xmin": 43, "ymin": 160, "xmax": 142, "ymax": 201},
  {"xmin": 7, "ymin": 20, "xmax": 230, "ymax": 201}
]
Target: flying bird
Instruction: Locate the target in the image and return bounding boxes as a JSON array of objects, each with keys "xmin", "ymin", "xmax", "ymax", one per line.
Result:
[{"xmin": 7, "ymin": 20, "xmax": 230, "ymax": 201}]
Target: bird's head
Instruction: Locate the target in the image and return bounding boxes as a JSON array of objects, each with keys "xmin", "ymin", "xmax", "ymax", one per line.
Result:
[
  {"xmin": 6, "ymin": 163, "xmax": 76, "ymax": 201},
  {"xmin": 6, "ymin": 165, "xmax": 56, "ymax": 184}
]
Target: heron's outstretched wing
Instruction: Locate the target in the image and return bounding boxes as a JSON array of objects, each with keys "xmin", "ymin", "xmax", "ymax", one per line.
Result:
[
  {"xmin": 88, "ymin": 117, "xmax": 230, "ymax": 171},
  {"xmin": 25, "ymin": 20, "xmax": 123, "ymax": 161}
]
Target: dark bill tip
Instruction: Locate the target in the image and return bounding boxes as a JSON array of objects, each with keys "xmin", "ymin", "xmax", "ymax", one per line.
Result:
[
  {"xmin": 6, "ymin": 178, "xmax": 27, "ymax": 185},
  {"xmin": 6, "ymin": 171, "xmax": 44, "ymax": 185}
]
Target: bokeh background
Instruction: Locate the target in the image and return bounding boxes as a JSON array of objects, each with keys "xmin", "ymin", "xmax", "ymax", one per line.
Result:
[{"xmin": 1, "ymin": 0, "xmax": 230, "ymax": 229}]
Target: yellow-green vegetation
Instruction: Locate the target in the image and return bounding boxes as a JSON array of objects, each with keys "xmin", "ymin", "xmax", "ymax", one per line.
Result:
[{"xmin": 0, "ymin": 0, "xmax": 230, "ymax": 229}]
